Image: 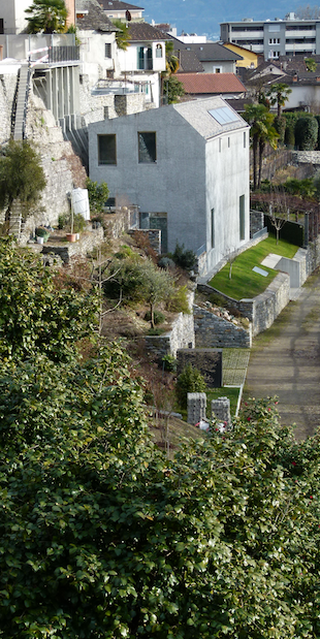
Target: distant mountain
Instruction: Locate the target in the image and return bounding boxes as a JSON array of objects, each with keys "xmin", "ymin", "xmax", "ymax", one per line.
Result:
[{"xmin": 142, "ymin": 0, "xmax": 302, "ymax": 40}]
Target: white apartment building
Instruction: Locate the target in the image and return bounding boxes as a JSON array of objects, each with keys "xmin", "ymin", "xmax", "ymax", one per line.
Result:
[{"xmin": 220, "ymin": 13, "xmax": 320, "ymax": 60}]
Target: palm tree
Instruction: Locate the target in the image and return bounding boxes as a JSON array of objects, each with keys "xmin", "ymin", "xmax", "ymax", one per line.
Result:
[
  {"xmin": 266, "ymin": 83, "xmax": 292, "ymax": 118},
  {"xmin": 25, "ymin": 0, "xmax": 67, "ymax": 33},
  {"xmin": 244, "ymin": 103, "xmax": 278, "ymax": 190}
]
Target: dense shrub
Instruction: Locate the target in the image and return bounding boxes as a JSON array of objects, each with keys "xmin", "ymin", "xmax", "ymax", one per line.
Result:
[
  {"xmin": 172, "ymin": 242, "xmax": 197, "ymax": 270},
  {"xmin": 176, "ymin": 363, "xmax": 206, "ymax": 408},
  {"xmin": 274, "ymin": 115, "xmax": 286, "ymax": 145},
  {"xmin": 295, "ymin": 115, "xmax": 318, "ymax": 150},
  {"xmin": 144, "ymin": 310, "xmax": 165, "ymax": 325}
]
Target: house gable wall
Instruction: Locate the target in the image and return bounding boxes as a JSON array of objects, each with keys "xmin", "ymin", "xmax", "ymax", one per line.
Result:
[{"xmin": 205, "ymin": 127, "xmax": 250, "ymax": 273}]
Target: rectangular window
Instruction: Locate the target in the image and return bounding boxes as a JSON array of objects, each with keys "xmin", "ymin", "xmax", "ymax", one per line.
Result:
[
  {"xmin": 137, "ymin": 46, "xmax": 144, "ymax": 69},
  {"xmin": 138, "ymin": 132, "xmax": 156, "ymax": 163},
  {"xmin": 239, "ymin": 194, "xmax": 245, "ymax": 240},
  {"xmin": 243, "ymin": 131, "xmax": 246, "ymax": 148},
  {"xmin": 219, "ymin": 138, "xmax": 222, "ymax": 152},
  {"xmin": 98, "ymin": 134, "xmax": 116, "ymax": 165},
  {"xmin": 228, "ymin": 137, "xmax": 230, "ymax": 148},
  {"xmin": 211, "ymin": 208, "xmax": 215, "ymax": 248},
  {"xmin": 105, "ymin": 43, "xmax": 111, "ymax": 58}
]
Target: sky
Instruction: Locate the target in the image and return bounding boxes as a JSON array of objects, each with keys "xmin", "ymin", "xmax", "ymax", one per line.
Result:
[{"xmin": 141, "ymin": 0, "xmax": 309, "ymax": 41}]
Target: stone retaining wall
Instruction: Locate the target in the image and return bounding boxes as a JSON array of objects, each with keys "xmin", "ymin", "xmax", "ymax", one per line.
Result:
[
  {"xmin": 292, "ymin": 150, "xmax": 320, "ymax": 167},
  {"xmin": 41, "ymin": 227, "xmax": 104, "ymax": 263},
  {"xmin": 198, "ymin": 271, "xmax": 290, "ymax": 337},
  {"xmin": 193, "ymin": 304, "xmax": 252, "ymax": 348},
  {"xmin": 144, "ymin": 291, "xmax": 195, "ymax": 359}
]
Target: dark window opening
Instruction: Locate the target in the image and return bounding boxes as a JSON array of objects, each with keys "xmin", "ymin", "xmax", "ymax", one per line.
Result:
[
  {"xmin": 105, "ymin": 43, "xmax": 112, "ymax": 58},
  {"xmin": 98, "ymin": 134, "xmax": 116, "ymax": 165},
  {"xmin": 138, "ymin": 131, "xmax": 156, "ymax": 163}
]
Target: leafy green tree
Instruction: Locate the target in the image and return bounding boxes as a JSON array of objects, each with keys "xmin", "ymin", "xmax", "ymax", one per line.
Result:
[
  {"xmin": 305, "ymin": 57, "xmax": 317, "ymax": 72},
  {"xmin": 25, "ymin": 0, "xmax": 68, "ymax": 33},
  {"xmin": 0, "ymin": 238, "xmax": 99, "ymax": 361},
  {"xmin": 244, "ymin": 103, "xmax": 278, "ymax": 190},
  {"xmin": 2, "ymin": 330, "xmax": 320, "ymax": 638},
  {"xmin": 161, "ymin": 41, "xmax": 185, "ymax": 104},
  {"xmin": 86, "ymin": 178, "xmax": 109, "ymax": 215},
  {"xmin": 266, "ymin": 82, "xmax": 292, "ymax": 117},
  {"xmin": 172, "ymin": 242, "xmax": 197, "ymax": 270},
  {"xmin": 164, "ymin": 75, "xmax": 185, "ymax": 104},
  {"xmin": 111, "ymin": 19, "xmax": 130, "ymax": 50},
  {"xmin": 0, "ymin": 140, "xmax": 46, "ymax": 228},
  {"xmin": 295, "ymin": 114, "xmax": 318, "ymax": 150},
  {"xmin": 139, "ymin": 259, "xmax": 175, "ymax": 328}
]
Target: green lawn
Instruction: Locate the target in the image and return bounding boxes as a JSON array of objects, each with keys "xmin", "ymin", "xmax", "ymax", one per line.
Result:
[{"xmin": 209, "ymin": 237, "xmax": 298, "ymax": 301}]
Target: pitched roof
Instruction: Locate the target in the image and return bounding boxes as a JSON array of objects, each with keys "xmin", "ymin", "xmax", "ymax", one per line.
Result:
[
  {"xmin": 173, "ymin": 96, "xmax": 249, "ymax": 139},
  {"xmin": 99, "ymin": 0, "xmax": 144, "ymax": 10},
  {"xmin": 128, "ymin": 22, "xmax": 171, "ymax": 42},
  {"xmin": 177, "ymin": 73, "xmax": 247, "ymax": 95},
  {"xmin": 76, "ymin": 0, "xmax": 117, "ymax": 31},
  {"xmin": 176, "ymin": 49, "xmax": 204, "ymax": 73},
  {"xmin": 182, "ymin": 42, "xmax": 243, "ymax": 62}
]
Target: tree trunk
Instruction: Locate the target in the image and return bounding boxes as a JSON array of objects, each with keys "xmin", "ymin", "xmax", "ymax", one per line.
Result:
[
  {"xmin": 258, "ymin": 140, "xmax": 265, "ymax": 190},
  {"xmin": 253, "ymin": 138, "xmax": 258, "ymax": 190}
]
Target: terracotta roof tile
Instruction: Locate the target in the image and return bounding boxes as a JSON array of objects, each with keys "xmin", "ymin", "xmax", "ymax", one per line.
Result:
[{"xmin": 177, "ymin": 73, "xmax": 247, "ymax": 95}]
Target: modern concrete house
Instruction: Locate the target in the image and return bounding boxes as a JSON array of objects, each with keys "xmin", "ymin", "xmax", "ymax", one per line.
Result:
[{"xmin": 88, "ymin": 96, "xmax": 250, "ymax": 276}]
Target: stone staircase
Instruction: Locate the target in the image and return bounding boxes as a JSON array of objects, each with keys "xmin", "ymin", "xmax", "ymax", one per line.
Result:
[{"xmin": 13, "ymin": 64, "xmax": 30, "ymax": 141}]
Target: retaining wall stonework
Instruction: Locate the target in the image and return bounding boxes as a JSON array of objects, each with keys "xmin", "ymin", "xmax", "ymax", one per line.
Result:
[
  {"xmin": 41, "ymin": 227, "xmax": 104, "ymax": 263},
  {"xmin": 193, "ymin": 305, "xmax": 252, "ymax": 348},
  {"xmin": 144, "ymin": 291, "xmax": 195, "ymax": 359},
  {"xmin": 198, "ymin": 271, "xmax": 290, "ymax": 337}
]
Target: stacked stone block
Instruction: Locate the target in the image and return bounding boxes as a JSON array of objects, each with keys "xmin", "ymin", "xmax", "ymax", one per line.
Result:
[
  {"xmin": 187, "ymin": 393, "xmax": 207, "ymax": 426},
  {"xmin": 211, "ymin": 397, "xmax": 231, "ymax": 427}
]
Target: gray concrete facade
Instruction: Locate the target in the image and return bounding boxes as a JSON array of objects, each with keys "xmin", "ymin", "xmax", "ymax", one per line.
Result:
[{"xmin": 88, "ymin": 96, "xmax": 250, "ymax": 276}]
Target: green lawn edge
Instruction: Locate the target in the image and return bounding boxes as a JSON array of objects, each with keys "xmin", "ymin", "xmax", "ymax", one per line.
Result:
[{"xmin": 209, "ymin": 237, "xmax": 298, "ymax": 301}]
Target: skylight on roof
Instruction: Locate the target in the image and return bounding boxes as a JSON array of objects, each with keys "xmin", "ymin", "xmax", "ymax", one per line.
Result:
[{"xmin": 208, "ymin": 106, "xmax": 239, "ymax": 125}]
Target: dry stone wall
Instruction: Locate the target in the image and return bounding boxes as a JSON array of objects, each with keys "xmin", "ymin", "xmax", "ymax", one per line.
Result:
[
  {"xmin": 198, "ymin": 271, "xmax": 290, "ymax": 337},
  {"xmin": 193, "ymin": 305, "xmax": 252, "ymax": 348}
]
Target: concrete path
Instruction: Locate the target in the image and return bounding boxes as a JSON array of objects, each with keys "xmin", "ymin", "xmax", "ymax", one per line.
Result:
[{"xmin": 245, "ymin": 270, "xmax": 320, "ymax": 440}]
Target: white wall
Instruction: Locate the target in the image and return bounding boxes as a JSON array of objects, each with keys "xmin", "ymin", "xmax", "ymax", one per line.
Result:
[
  {"xmin": 1, "ymin": 0, "xmax": 30, "ymax": 34},
  {"xmin": 284, "ymin": 84, "xmax": 320, "ymax": 110},
  {"xmin": 205, "ymin": 129, "xmax": 250, "ymax": 273},
  {"xmin": 78, "ymin": 31, "xmax": 119, "ymax": 86}
]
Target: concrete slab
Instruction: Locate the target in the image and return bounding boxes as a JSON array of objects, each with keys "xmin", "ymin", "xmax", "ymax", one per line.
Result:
[{"xmin": 261, "ymin": 253, "xmax": 281, "ymax": 269}]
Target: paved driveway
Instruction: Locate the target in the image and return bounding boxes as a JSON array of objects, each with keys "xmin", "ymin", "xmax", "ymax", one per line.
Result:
[{"xmin": 244, "ymin": 270, "xmax": 320, "ymax": 440}]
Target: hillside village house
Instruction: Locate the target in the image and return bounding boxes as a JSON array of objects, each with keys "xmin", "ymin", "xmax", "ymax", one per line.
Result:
[
  {"xmin": 88, "ymin": 96, "xmax": 250, "ymax": 276},
  {"xmin": 116, "ymin": 22, "xmax": 170, "ymax": 108}
]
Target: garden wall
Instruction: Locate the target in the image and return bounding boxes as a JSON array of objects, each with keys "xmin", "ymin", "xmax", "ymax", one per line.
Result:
[
  {"xmin": 193, "ymin": 305, "xmax": 252, "ymax": 349},
  {"xmin": 144, "ymin": 291, "xmax": 195, "ymax": 359},
  {"xmin": 198, "ymin": 271, "xmax": 290, "ymax": 337},
  {"xmin": 41, "ymin": 226, "xmax": 104, "ymax": 263}
]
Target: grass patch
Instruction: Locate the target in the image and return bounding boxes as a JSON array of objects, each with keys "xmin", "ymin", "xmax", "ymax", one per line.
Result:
[
  {"xmin": 176, "ymin": 386, "xmax": 240, "ymax": 421},
  {"xmin": 209, "ymin": 237, "xmax": 298, "ymax": 301},
  {"xmin": 206, "ymin": 387, "xmax": 240, "ymax": 418}
]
